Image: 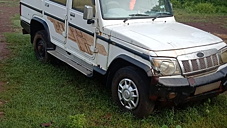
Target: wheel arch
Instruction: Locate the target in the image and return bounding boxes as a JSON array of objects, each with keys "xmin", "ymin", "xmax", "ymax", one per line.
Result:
[
  {"xmin": 106, "ymin": 54, "xmax": 153, "ymax": 87},
  {"xmin": 30, "ymin": 17, "xmax": 55, "ymax": 50}
]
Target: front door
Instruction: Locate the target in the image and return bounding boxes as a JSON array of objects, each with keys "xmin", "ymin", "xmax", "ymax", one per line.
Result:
[
  {"xmin": 43, "ymin": 0, "xmax": 68, "ymax": 46},
  {"xmin": 66, "ymin": 0, "xmax": 96, "ymax": 60},
  {"xmin": 66, "ymin": 0, "xmax": 109, "ymax": 70}
]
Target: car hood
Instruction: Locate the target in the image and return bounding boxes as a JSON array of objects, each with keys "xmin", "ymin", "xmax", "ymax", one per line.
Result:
[{"xmin": 109, "ymin": 22, "xmax": 223, "ymax": 51}]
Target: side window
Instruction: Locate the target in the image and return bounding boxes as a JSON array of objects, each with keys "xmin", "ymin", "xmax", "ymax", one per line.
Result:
[
  {"xmin": 50, "ymin": 0, "xmax": 67, "ymax": 6},
  {"xmin": 73, "ymin": 0, "xmax": 95, "ymax": 13}
]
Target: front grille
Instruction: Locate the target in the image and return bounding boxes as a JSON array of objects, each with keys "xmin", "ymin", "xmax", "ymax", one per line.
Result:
[{"xmin": 179, "ymin": 53, "xmax": 220, "ymax": 76}]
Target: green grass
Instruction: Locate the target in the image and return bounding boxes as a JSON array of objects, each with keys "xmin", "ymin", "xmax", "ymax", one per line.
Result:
[
  {"xmin": 11, "ymin": 14, "xmax": 21, "ymax": 32},
  {"xmin": 0, "ymin": 0, "xmax": 19, "ymax": 7},
  {"xmin": 0, "ymin": 7, "xmax": 227, "ymax": 128},
  {"xmin": 174, "ymin": 9, "xmax": 227, "ymax": 23},
  {"xmin": 0, "ymin": 41, "xmax": 227, "ymax": 127}
]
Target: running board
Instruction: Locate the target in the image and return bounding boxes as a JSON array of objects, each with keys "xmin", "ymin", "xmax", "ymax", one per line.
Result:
[{"xmin": 48, "ymin": 50, "xmax": 93, "ymax": 77}]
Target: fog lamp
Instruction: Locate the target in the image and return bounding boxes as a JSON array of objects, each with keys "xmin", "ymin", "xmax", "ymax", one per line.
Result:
[
  {"xmin": 221, "ymin": 49, "xmax": 227, "ymax": 64},
  {"xmin": 168, "ymin": 92, "xmax": 177, "ymax": 99}
]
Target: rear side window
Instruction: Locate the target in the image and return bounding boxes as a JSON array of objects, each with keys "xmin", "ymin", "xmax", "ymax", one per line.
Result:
[
  {"xmin": 73, "ymin": 0, "xmax": 95, "ymax": 13},
  {"xmin": 50, "ymin": 0, "xmax": 67, "ymax": 6}
]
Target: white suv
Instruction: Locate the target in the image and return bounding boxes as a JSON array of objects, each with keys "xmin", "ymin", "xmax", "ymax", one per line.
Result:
[{"xmin": 20, "ymin": 0, "xmax": 227, "ymax": 117}]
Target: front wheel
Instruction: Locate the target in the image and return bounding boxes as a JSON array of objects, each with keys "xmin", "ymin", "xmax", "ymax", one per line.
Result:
[
  {"xmin": 112, "ymin": 66, "xmax": 155, "ymax": 118},
  {"xmin": 33, "ymin": 30, "xmax": 50, "ymax": 63}
]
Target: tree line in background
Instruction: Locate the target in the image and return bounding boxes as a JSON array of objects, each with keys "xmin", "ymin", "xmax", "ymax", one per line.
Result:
[{"xmin": 171, "ymin": 0, "xmax": 227, "ymax": 13}]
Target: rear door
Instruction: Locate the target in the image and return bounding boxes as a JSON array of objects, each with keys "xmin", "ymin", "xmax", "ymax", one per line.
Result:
[{"xmin": 43, "ymin": 0, "xmax": 68, "ymax": 46}]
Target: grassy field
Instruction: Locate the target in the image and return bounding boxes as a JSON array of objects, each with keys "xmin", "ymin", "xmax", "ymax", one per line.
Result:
[
  {"xmin": 174, "ymin": 9, "xmax": 227, "ymax": 24},
  {"xmin": 0, "ymin": 0, "xmax": 18, "ymax": 7},
  {"xmin": 1, "ymin": 32, "xmax": 227, "ymax": 128},
  {"xmin": 0, "ymin": 3, "xmax": 227, "ymax": 128}
]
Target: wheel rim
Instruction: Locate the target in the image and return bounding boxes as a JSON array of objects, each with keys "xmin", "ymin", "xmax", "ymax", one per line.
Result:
[
  {"xmin": 36, "ymin": 40, "xmax": 45, "ymax": 59},
  {"xmin": 118, "ymin": 78, "xmax": 139, "ymax": 110}
]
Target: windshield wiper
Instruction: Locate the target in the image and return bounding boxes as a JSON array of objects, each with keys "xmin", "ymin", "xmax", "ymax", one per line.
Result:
[
  {"xmin": 129, "ymin": 14, "xmax": 149, "ymax": 16},
  {"xmin": 123, "ymin": 18, "xmax": 129, "ymax": 23},
  {"xmin": 152, "ymin": 12, "xmax": 172, "ymax": 21},
  {"xmin": 152, "ymin": 14, "xmax": 161, "ymax": 21},
  {"xmin": 123, "ymin": 14, "xmax": 149, "ymax": 23}
]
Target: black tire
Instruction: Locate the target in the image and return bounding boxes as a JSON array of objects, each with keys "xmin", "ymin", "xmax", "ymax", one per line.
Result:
[
  {"xmin": 33, "ymin": 30, "xmax": 50, "ymax": 63},
  {"xmin": 112, "ymin": 66, "xmax": 155, "ymax": 118}
]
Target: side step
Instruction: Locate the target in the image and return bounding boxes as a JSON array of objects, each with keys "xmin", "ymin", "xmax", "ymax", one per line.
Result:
[{"xmin": 48, "ymin": 50, "xmax": 93, "ymax": 77}]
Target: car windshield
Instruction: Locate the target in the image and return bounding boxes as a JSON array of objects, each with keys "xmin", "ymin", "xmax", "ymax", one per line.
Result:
[{"xmin": 100, "ymin": 0, "xmax": 173, "ymax": 20}]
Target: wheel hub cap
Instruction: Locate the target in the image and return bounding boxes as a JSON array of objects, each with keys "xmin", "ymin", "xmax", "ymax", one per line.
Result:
[
  {"xmin": 118, "ymin": 78, "xmax": 139, "ymax": 110},
  {"xmin": 122, "ymin": 89, "xmax": 131, "ymax": 100}
]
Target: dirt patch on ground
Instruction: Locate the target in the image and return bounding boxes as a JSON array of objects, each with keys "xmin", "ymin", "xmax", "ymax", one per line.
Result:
[
  {"xmin": 0, "ymin": 98, "xmax": 5, "ymax": 118},
  {"xmin": 0, "ymin": 2, "xmax": 19, "ymax": 61},
  {"xmin": 0, "ymin": 2, "xmax": 19, "ymax": 114},
  {"xmin": 0, "ymin": 82, "xmax": 5, "ymax": 91},
  {"xmin": 0, "ymin": 43, "xmax": 10, "ymax": 61},
  {"xmin": 0, "ymin": 2, "xmax": 19, "ymax": 59},
  {"xmin": 0, "ymin": 82, "xmax": 6, "ymax": 118},
  {"xmin": 0, "ymin": 112, "xmax": 4, "ymax": 118}
]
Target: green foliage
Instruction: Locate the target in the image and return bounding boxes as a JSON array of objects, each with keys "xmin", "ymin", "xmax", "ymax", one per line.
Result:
[
  {"xmin": 216, "ymin": 6, "xmax": 227, "ymax": 13},
  {"xmin": 176, "ymin": 125, "xmax": 182, "ymax": 128},
  {"xmin": 161, "ymin": 124, "xmax": 182, "ymax": 128},
  {"xmin": 172, "ymin": 0, "xmax": 227, "ymax": 6},
  {"xmin": 161, "ymin": 125, "xmax": 169, "ymax": 128},
  {"xmin": 67, "ymin": 114, "xmax": 87, "ymax": 128},
  {"xmin": 171, "ymin": 0, "xmax": 227, "ymax": 14},
  {"xmin": 170, "ymin": 0, "xmax": 182, "ymax": 8},
  {"xmin": 186, "ymin": 3, "xmax": 215, "ymax": 14},
  {"xmin": 182, "ymin": 1, "xmax": 195, "ymax": 9}
]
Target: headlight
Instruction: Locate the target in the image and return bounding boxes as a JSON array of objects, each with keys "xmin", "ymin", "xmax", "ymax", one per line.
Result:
[
  {"xmin": 220, "ymin": 47, "xmax": 227, "ymax": 64},
  {"xmin": 151, "ymin": 58, "xmax": 181, "ymax": 76}
]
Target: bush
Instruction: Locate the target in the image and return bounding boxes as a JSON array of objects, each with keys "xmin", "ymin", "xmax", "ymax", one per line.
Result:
[
  {"xmin": 206, "ymin": 0, "xmax": 227, "ymax": 7},
  {"xmin": 171, "ymin": 0, "xmax": 227, "ymax": 14},
  {"xmin": 194, "ymin": 3, "xmax": 216, "ymax": 13},
  {"xmin": 216, "ymin": 6, "xmax": 227, "ymax": 13},
  {"xmin": 185, "ymin": 3, "xmax": 216, "ymax": 14},
  {"xmin": 175, "ymin": 0, "xmax": 227, "ymax": 6},
  {"xmin": 170, "ymin": 0, "xmax": 182, "ymax": 8},
  {"xmin": 182, "ymin": 1, "xmax": 195, "ymax": 8}
]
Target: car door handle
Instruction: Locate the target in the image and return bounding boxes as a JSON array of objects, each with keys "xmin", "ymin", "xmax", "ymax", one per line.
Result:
[
  {"xmin": 45, "ymin": 3, "xmax": 49, "ymax": 7},
  {"xmin": 70, "ymin": 13, "xmax": 75, "ymax": 17}
]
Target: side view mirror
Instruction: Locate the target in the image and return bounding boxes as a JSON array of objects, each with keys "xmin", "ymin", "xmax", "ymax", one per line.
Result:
[{"xmin": 83, "ymin": 5, "xmax": 95, "ymax": 24}]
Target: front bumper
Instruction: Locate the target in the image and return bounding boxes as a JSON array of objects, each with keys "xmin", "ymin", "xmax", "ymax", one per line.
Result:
[{"xmin": 149, "ymin": 66, "xmax": 227, "ymax": 105}]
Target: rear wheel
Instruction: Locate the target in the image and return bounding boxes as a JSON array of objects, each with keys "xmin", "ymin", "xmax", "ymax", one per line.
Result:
[
  {"xmin": 33, "ymin": 30, "xmax": 50, "ymax": 63},
  {"xmin": 112, "ymin": 66, "xmax": 155, "ymax": 118}
]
